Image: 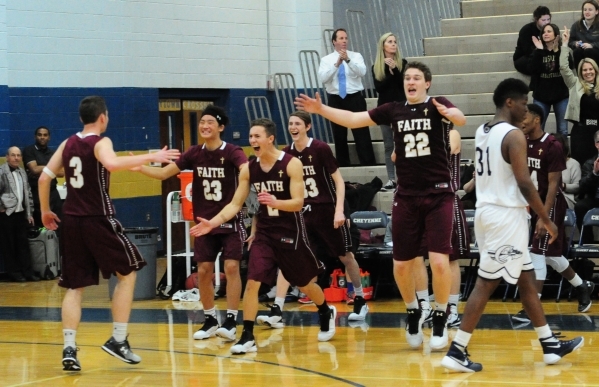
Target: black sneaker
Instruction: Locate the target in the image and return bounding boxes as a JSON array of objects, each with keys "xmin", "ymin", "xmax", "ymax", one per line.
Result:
[
  {"xmin": 317, "ymin": 306, "xmax": 337, "ymax": 342},
  {"xmin": 511, "ymin": 309, "xmax": 530, "ymax": 323},
  {"xmin": 256, "ymin": 304, "xmax": 285, "ymax": 329},
  {"xmin": 62, "ymin": 346, "xmax": 81, "ymax": 371},
  {"xmin": 430, "ymin": 310, "xmax": 448, "ymax": 350},
  {"xmin": 540, "ymin": 334, "xmax": 584, "ymax": 364},
  {"xmin": 101, "ymin": 336, "xmax": 141, "ymax": 364},
  {"xmin": 405, "ymin": 308, "xmax": 424, "ymax": 348},
  {"xmin": 193, "ymin": 314, "xmax": 220, "ymax": 340},
  {"xmin": 230, "ymin": 329, "xmax": 257, "ymax": 354},
  {"xmin": 441, "ymin": 342, "xmax": 483, "ymax": 372},
  {"xmin": 380, "ymin": 180, "xmax": 396, "ymax": 192},
  {"xmin": 216, "ymin": 313, "xmax": 238, "ymax": 341},
  {"xmin": 348, "ymin": 296, "xmax": 369, "ymax": 321},
  {"xmin": 576, "ymin": 281, "xmax": 595, "ymax": 313}
]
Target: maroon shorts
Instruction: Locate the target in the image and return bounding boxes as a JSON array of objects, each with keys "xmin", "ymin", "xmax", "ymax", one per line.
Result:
[
  {"xmin": 194, "ymin": 231, "xmax": 244, "ymax": 262},
  {"xmin": 304, "ymin": 204, "xmax": 352, "ymax": 257},
  {"xmin": 451, "ymin": 196, "xmax": 470, "ymax": 261},
  {"xmin": 531, "ymin": 193, "xmax": 566, "ymax": 257},
  {"xmin": 248, "ymin": 233, "xmax": 324, "ymax": 287},
  {"xmin": 59, "ymin": 215, "xmax": 146, "ymax": 289},
  {"xmin": 392, "ymin": 192, "xmax": 454, "ymax": 261}
]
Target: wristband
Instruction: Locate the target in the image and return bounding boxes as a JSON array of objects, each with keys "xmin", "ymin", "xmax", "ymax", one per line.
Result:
[{"xmin": 42, "ymin": 166, "xmax": 56, "ymax": 179}]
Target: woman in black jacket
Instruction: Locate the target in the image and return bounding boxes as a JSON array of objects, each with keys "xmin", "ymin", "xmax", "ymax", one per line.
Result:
[{"xmin": 371, "ymin": 32, "xmax": 406, "ymax": 191}]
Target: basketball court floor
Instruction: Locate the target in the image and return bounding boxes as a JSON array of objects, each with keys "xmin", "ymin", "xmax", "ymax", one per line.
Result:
[{"xmin": 1, "ymin": 269, "xmax": 597, "ymax": 387}]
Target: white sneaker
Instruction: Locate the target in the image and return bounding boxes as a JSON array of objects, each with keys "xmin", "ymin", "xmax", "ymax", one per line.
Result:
[
  {"xmin": 348, "ymin": 296, "xmax": 368, "ymax": 321},
  {"xmin": 193, "ymin": 315, "xmax": 219, "ymax": 340},
  {"xmin": 419, "ymin": 299, "xmax": 433, "ymax": 325},
  {"xmin": 172, "ymin": 288, "xmax": 200, "ymax": 302},
  {"xmin": 317, "ymin": 306, "xmax": 337, "ymax": 342},
  {"xmin": 405, "ymin": 308, "xmax": 425, "ymax": 348},
  {"xmin": 256, "ymin": 304, "xmax": 285, "ymax": 329},
  {"xmin": 230, "ymin": 331, "xmax": 257, "ymax": 354},
  {"xmin": 429, "ymin": 310, "xmax": 448, "ymax": 350},
  {"xmin": 447, "ymin": 304, "xmax": 461, "ymax": 328}
]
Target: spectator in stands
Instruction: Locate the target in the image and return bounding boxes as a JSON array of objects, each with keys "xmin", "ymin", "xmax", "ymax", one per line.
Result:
[
  {"xmin": 0, "ymin": 146, "xmax": 39, "ymax": 282},
  {"xmin": 23, "ymin": 126, "xmax": 64, "ymax": 229},
  {"xmin": 554, "ymin": 133, "xmax": 581, "ymax": 209},
  {"xmin": 530, "ymin": 24, "xmax": 571, "ymax": 136},
  {"xmin": 460, "ymin": 165, "xmax": 477, "ymax": 210},
  {"xmin": 318, "ymin": 28, "xmax": 375, "ymax": 167},
  {"xmin": 513, "ymin": 6, "xmax": 551, "ymax": 76},
  {"xmin": 372, "ymin": 32, "xmax": 407, "ymax": 191},
  {"xmin": 560, "ymin": 26, "xmax": 599, "ymax": 165},
  {"xmin": 568, "ymin": 0, "xmax": 599, "ymax": 70},
  {"xmin": 574, "ymin": 129, "xmax": 599, "ymax": 243}
]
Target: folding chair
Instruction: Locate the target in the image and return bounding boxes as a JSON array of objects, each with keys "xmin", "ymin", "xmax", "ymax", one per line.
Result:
[
  {"xmin": 461, "ymin": 209, "xmax": 479, "ymax": 299},
  {"xmin": 567, "ymin": 207, "xmax": 599, "ymax": 300},
  {"xmin": 350, "ymin": 211, "xmax": 391, "ymax": 299}
]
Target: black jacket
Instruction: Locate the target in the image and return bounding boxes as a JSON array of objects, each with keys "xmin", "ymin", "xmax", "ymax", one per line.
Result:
[{"xmin": 578, "ymin": 155, "xmax": 599, "ymax": 198}]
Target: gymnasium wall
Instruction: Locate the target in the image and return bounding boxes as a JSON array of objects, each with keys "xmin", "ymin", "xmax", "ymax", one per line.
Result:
[{"xmin": 0, "ymin": 1, "xmax": 334, "ymax": 249}]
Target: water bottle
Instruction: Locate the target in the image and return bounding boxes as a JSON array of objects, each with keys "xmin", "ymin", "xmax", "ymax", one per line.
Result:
[{"xmin": 171, "ymin": 192, "xmax": 181, "ymax": 222}]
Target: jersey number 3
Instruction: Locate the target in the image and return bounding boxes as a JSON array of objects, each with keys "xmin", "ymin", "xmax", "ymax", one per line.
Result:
[
  {"xmin": 69, "ymin": 157, "xmax": 84, "ymax": 188},
  {"xmin": 404, "ymin": 133, "xmax": 431, "ymax": 157},
  {"xmin": 475, "ymin": 147, "xmax": 492, "ymax": 176},
  {"xmin": 203, "ymin": 180, "xmax": 222, "ymax": 201}
]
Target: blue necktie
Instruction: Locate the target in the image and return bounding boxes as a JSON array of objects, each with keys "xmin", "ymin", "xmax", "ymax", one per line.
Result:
[{"xmin": 338, "ymin": 63, "xmax": 347, "ymax": 99}]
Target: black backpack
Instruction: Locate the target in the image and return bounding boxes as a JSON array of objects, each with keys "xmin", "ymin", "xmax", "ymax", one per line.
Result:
[{"xmin": 156, "ymin": 256, "xmax": 195, "ymax": 300}]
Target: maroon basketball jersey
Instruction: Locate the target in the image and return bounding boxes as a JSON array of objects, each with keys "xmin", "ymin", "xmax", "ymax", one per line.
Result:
[
  {"xmin": 527, "ymin": 132, "xmax": 566, "ymax": 201},
  {"xmin": 368, "ymin": 96, "xmax": 454, "ymax": 195},
  {"xmin": 249, "ymin": 152, "xmax": 306, "ymax": 249},
  {"xmin": 283, "ymin": 138, "xmax": 339, "ymax": 205},
  {"xmin": 176, "ymin": 141, "xmax": 247, "ymax": 233},
  {"xmin": 62, "ymin": 133, "xmax": 115, "ymax": 216}
]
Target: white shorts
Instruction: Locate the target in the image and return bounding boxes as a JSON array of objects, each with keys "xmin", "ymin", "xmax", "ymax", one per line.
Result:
[{"xmin": 475, "ymin": 205, "xmax": 532, "ymax": 285}]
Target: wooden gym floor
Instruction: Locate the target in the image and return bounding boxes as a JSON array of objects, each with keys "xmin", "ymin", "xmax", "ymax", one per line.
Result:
[{"xmin": 0, "ymin": 258, "xmax": 598, "ymax": 387}]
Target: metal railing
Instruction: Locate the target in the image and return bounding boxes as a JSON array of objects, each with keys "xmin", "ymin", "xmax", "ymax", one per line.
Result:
[
  {"xmin": 299, "ymin": 50, "xmax": 332, "ymax": 143},
  {"xmin": 244, "ymin": 96, "xmax": 272, "ymax": 126}
]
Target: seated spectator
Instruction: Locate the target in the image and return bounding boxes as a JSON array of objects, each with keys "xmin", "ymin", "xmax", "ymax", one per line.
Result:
[
  {"xmin": 574, "ymin": 129, "xmax": 599, "ymax": 243},
  {"xmin": 554, "ymin": 133, "xmax": 581, "ymax": 209},
  {"xmin": 460, "ymin": 164, "xmax": 476, "ymax": 209},
  {"xmin": 513, "ymin": 6, "xmax": 551, "ymax": 76},
  {"xmin": 568, "ymin": 0, "xmax": 599, "ymax": 70}
]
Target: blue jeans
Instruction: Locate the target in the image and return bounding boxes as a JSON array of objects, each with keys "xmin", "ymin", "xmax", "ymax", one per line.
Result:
[
  {"xmin": 533, "ymin": 98, "xmax": 569, "ymax": 136},
  {"xmin": 380, "ymin": 124, "xmax": 395, "ymax": 181}
]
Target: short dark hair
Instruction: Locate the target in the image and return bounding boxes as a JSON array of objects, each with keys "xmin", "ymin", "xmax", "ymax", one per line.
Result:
[
  {"xmin": 526, "ymin": 103, "xmax": 545, "ymax": 126},
  {"xmin": 492, "ymin": 78, "xmax": 529, "ymax": 108},
  {"xmin": 251, "ymin": 118, "xmax": 277, "ymax": 140},
  {"xmin": 34, "ymin": 126, "xmax": 50, "ymax": 136},
  {"xmin": 332, "ymin": 28, "xmax": 347, "ymax": 43},
  {"xmin": 405, "ymin": 61, "xmax": 432, "ymax": 83},
  {"xmin": 79, "ymin": 96, "xmax": 107, "ymax": 125},
  {"xmin": 200, "ymin": 105, "xmax": 229, "ymax": 126},
  {"xmin": 533, "ymin": 6, "xmax": 551, "ymax": 20},
  {"xmin": 289, "ymin": 111, "xmax": 311, "ymax": 126}
]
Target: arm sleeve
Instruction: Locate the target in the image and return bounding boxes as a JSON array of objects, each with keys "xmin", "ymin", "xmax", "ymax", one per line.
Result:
[
  {"xmin": 318, "ymin": 55, "xmax": 338, "ymax": 84},
  {"xmin": 347, "ymin": 52, "xmax": 366, "ymax": 77}
]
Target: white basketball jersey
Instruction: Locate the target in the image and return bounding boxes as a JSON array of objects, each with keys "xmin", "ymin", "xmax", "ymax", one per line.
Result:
[{"xmin": 475, "ymin": 122, "xmax": 528, "ymax": 208}]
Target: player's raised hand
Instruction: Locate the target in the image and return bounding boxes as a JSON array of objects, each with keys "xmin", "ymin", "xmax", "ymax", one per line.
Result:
[
  {"xmin": 432, "ymin": 98, "xmax": 450, "ymax": 116},
  {"xmin": 295, "ymin": 92, "xmax": 322, "ymax": 113},
  {"xmin": 190, "ymin": 216, "xmax": 214, "ymax": 237},
  {"xmin": 151, "ymin": 146, "xmax": 181, "ymax": 164}
]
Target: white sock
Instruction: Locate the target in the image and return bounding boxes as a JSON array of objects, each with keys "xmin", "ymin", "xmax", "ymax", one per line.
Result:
[
  {"xmin": 113, "ymin": 322, "xmax": 127, "ymax": 343},
  {"xmin": 354, "ymin": 285, "xmax": 364, "ymax": 297},
  {"xmin": 63, "ymin": 329, "xmax": 76, "ymax": 349},
  {"xmin": 274, "ymin": 297, "xmax": 285, "ymax": 310},
  {"xmin": 534, "ymin": 324, "xmax": 555, "ymax": 341},
  {"xmin": 538, "ymin": 293, "xmax": 542, "ymax": 299},
  {"xmin": 406, "ymin": 300, "xmax": 419, "ymax": 310},
  {"xmin": 226, "ymin": 310, "xmax": 238, "ymax": 318},
  {"xmin": 449, "ymin": 294, "xmax": 460, "ymax": 306},
  {"xmin": 416, "ymin": 289, "xmax": 429, "ymax": 301},
  {"xmin": 204, "ymin": 307, "xmax": 216, "ymax": 318},
  {"xmin": 569, "ymin": 274, "xmax": 583, "ymax": 288},
  {"xmin": 454, "ymin": 330, "xmax": 472, "ymax": 347}
]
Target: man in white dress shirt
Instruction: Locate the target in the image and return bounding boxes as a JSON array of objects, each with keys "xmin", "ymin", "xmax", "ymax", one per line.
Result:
[{"xmin": 318, "ymin": 28, "xmax": 375, "ymax": 167}]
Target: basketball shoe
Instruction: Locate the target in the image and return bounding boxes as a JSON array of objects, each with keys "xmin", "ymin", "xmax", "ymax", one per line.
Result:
[
  {"xmin": 441, "ymin": 342, "xmax": 482, "ymax": 373},
  {"xmin": 429, "ymin": 310, "xmax": 448, "ymax": 350},
  {"xmin": 215, "ymin": 313, "xmax": 237, "ymax": 341},
  {"xmin": 540, "ymin": 334, "xmax": 584, "ymax": 364},
  {"xmin": 405, "ymin": 308, "xmax": 424, "ymax": 348},
  {"xmin": 62, "ymin": 346, "xmax": 81, "ymax": 371},
  {"xmin": 193, "ymin": 315, "xmax": 219, "ymax": 340},
  {"xmin": 256, "ymin": 304, "xmax": 285, "ymax": 329}
]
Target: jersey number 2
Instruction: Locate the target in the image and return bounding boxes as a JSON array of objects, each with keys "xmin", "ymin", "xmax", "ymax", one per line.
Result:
[
  {"xmin": 203, "ymin": 180, "xmax": 222, "ymax": 201},
  {"xmin": 404, "ymin": 133, "xmax": 431, "ymax": 157}
]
